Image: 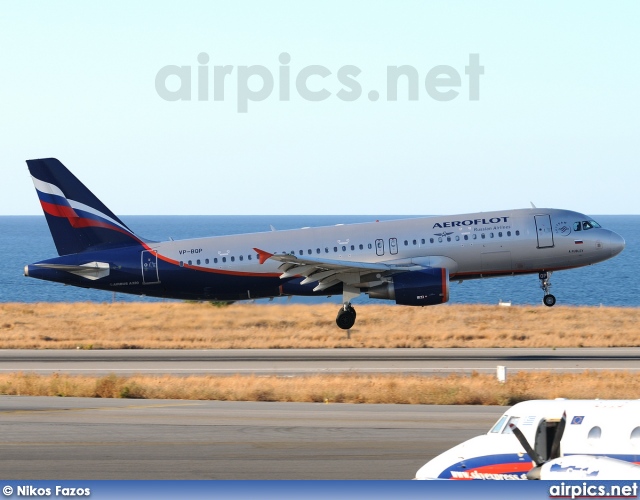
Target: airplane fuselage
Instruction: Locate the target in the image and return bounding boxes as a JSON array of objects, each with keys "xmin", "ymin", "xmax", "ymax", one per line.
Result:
[{"xmin": 26, "ymin": 208, "xmax": 624, "ymax": 301}]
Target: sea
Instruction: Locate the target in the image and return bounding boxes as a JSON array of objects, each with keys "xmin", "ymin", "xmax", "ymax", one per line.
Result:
[{"xmin": 1, "ymin": 215, "xmax": 638, "ymax": 307}]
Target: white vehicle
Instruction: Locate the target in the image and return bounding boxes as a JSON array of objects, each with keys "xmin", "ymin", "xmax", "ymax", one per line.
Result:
[{"xmin": 415, "ymin": 400, "xmax": 640, "ymax": 480}]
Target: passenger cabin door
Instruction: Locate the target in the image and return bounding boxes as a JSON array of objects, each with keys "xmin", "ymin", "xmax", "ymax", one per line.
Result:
[
  {"xmin": 141, "ymin": 250, "xmax": 160, "ymax": 284},
  {"xmin": 534, "ymin": 215, "xmax": 554, "ymax": 248},
  {"xmin": 533, "ymin": 418, "xmax": 563, "ymax": 462}
]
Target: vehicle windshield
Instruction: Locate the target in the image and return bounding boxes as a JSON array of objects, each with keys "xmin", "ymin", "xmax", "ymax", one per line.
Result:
[
  {"xmin": 490, "ymin": 415, "xmax": 507, "ymax": 433},
  {"xmin": 573, "ymin": 220, "xmax": 601, "ymax": 231}
]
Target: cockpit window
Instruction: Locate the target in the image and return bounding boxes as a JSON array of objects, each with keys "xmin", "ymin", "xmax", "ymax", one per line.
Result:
[
  {"xmin": 501, "ymin": 416, "xmax": 520, "ymax": 434},
  {"xmin": 490, "ymin": 415, "xmax": 508, "ymax": 433},
  {"xmin": 574, "ymin": 220, "xmax": 601, "ymax": 232}
]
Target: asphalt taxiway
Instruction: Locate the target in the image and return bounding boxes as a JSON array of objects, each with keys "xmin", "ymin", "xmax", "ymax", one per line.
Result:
[
  {"xmin": 1, "ymin": 348, "xmax": 639, "ymax": 376},
  {"xmin": 0, "ymin": 396, "xmax": 504, "ymax": 479}
]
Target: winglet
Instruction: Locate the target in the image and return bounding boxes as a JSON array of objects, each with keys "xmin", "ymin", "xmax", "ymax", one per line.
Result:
[{"xmin": 253, "ymin": 248, "xmax": 273, "ymax": 265}]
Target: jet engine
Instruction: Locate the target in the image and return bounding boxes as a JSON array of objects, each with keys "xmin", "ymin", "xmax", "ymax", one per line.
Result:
[{"xmin": 367, "ymin": 268, "xmax": 449, "ymax": 306}]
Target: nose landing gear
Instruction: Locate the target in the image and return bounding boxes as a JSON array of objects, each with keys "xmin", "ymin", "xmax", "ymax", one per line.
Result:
[{"xmin": 539, "ymin": 271, "xmax": 556, "ymax": 307}]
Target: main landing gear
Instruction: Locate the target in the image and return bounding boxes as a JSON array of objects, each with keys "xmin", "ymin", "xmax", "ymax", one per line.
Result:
[
  {"xmin": 539, "ymin": 271, "xmax": 556, "ymax": 307},
  {"xmin": 336, "ymin": 303, "xmax": 357, "ymax": 330}
]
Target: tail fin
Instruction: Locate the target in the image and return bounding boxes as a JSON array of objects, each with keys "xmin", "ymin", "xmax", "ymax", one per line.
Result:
[{"xmin": 27, "ymin": 158, "xmax": 142, "ymax": 256}]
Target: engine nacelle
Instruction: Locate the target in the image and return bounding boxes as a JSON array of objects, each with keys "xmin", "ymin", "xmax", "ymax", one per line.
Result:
[{"xmin": 367, "ymin": 268, "xmax": 449, "ymax": 306}]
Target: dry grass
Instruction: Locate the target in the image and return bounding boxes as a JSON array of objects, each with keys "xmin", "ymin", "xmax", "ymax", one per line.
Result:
[
  {"xmin": 2, "ymin": 371, "xmax": 640, "ymax": 404},
  {"xmin": 0, "ymin": 302, "xmax": 638, "ymax": 349}
]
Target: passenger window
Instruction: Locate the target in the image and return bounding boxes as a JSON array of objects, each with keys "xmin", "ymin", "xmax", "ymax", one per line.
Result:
[
  {"xmin": 222, "ymin": 257, "xmax": 226, "ymax": 263},
  {"xmin": 334, "ymin": 247, "xmax": 338, "ymax": 252},
  {"xmin": 412, "ymin": 239, "xmax": 417, "ymax": 245},
  {"xmin": 455, "ymin": 235, "xmax": 460, "ymax": 241},
  {"xmin": 308, "ymin": 249, "xmax": 312, "ymax": 255},
  {"xmin": 404, "ymin": 240, "xmax": 408, "ymax": 246},
  {"xmin": 447, "ymin": 237, "xmax": 451, "ymax": 242},
  {"xmin": 197, "ymin": 259, "xmax": 201, "ymax": 265},
  {"xmin": 421, "ymin": 239, "xmax": 425, "ymax": 244},
  {"xmin": 342, "ymin": 245, "xmax": 346, "ymax": 252},
  {"xmin": 515, "ymin": 230, "xmax": 520, "ymax": 236},
  {"xmin": 481, "ymin": 233, "xmax": 486, "ymax": 239},
  {"xmin": 498, "ymin": 232, "xmax": 502, "ymax": 237},
  {"xmin": 214, "ymin": 258, "xmax": 218, "ymax": 264},
  {"xmin": 472, "ymin": 234, "xmax": 477, "ymax": 240},
  {"xmin": 188, "ymin": 260, "xmax": 192, "ymax": 265},
  {"xmin": 299, "ymin": 250, "xmax": 303, "ymax": 255},
  {"xmin": 490, "ymin": 232, "xmax": 494, "ymax": 238},
  {"xmin": 230, "ymin": 256, "xmax": 235, "ymax": 262},
  {"xmin": 248, "ymin": 255, "xmax": 252, "ymax": 261},
  {"xmin": 368, "ymin": 243, "xmax": 372, "ymax": 249},
  {"xmin": 239, "ymin": 255, "xmax": 243, "ymax": 261},
  {"xmin": 464, "ymin": 235, "xmax": 468, "ymax": 240},
  {"xmin": 430, "ymin": 238, "xmax": 434, "ymax": 243},
  {"xmin": 507, "ymin": 231, "xmax": 511, "ymax": 237},
  {"xmin": 316, "ymin": 248, "xmax": 321, "ymax": 254},
  {"xmin": 359, "ymin": 244, "xmax": 363, "ymax": 250},
  {"xmin": 351, "ymin": 245, "xmax": 355, "ymax": 251},
  {"xmin": 205, "ymin": 259, "xmax": 209, "ymax": 264},
  {"xmin": 325, "ymin": 247, "xmax": 329, "ymax": 253},
  {"xmin": 179, "ymin": 261, "xmax": 184, "ymax": 267},
  {"xmin": 438, "ymin": 237, "xmax": 442, "ymax": 243}
]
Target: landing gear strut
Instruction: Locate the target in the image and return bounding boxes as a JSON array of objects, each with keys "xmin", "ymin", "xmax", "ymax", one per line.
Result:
[
  {"xmin": 336, "ymin": 303, "xmax": 356, "ymax": 330},
  {"xmin": 539, "ymin": 271, "xmax": 556, "ymax": 307}
]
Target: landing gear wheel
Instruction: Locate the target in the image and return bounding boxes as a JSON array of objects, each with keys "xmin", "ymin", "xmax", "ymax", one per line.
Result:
[
  {"xmin": 543, "ymin": 294, "xmax": 556, "ymax": 307},
  {"xmin": 336, "ymin": 304, "xmax": 357, "ymax": 330}
]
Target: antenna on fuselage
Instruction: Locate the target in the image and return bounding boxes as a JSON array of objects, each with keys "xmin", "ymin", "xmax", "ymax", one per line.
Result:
[
  {"xmin": 270, "ymin": 225, "xmax": 277, "ymax": 232},
  {"xmin": 530, "ymin": 202, "xmax": 537, "ymax": 209}
]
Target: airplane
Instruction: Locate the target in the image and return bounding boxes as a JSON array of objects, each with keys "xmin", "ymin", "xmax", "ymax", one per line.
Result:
[
  {"xmin": 24, "ymin": 158, "xmax": 625, "ymax": 329},
  {"xmin": 414, "ymin": 399, "xmax": 640, "ymax": 480}
]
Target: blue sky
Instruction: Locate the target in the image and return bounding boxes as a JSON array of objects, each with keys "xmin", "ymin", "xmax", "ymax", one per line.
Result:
[{"xmin": 1, "ymin": 1, "xmax": 638, "ymax": 215}]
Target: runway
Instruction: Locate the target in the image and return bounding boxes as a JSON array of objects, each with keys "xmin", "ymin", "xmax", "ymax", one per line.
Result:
[
  {"xmin": 1, "ymin": 348, "xmax": 640, "ymax": 376},
  {"xmin": 0, "ymin": 396, "xmax": 504, "ymax": 479}
]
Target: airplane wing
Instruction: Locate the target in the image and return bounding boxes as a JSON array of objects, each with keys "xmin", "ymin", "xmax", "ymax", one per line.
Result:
[{"xmin": 254, "ymin": 248, "xmax": 428, "ymax": 292}]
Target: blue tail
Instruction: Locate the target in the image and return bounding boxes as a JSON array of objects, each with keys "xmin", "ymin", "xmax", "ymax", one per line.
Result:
[{"xmin": 27, "ymin": 158, "xmax": 142, "ymax": 256}]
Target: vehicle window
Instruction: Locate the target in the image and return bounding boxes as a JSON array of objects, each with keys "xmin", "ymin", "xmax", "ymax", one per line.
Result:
[
  {"xmin": 359, "ymin": 244, "xmax": 363, "ymax": 250},
  {"xmin": 430, "ymin": 238, "xmax": 434, "ymax": 243},
  {"xmin": 334, "ymin": 247, "xmax": 338, "ymax": 252},
  {"xmin": 421, "ymin": 239, "xmax": 425, "ymax": 244},
  {"xmin": 368, "ymin": 243, "xmax": 372, "ymax": 249},
  {"xmin": 490, "ymin": 415, "xmax": 508, "ymax": 433},
  {"xmin": 438, "ymin": 237, "xmax": 442, "ymax": 243},
  {"xmin": 239, "ymin": 255, "xmax": 243, "ymax": 261},
  {"xmin": 248, "ymin": 255, "xmax": 252, "ymax": 261},
  {"xmin": 205, "ymin": 259, "xmax": 209, "ymax": 264},
  {"xmin": 351, "ymin": 245, "xmax": 355, "ymax": 251},
  {"xmin": 502, "ymin": 416, "xmax": 520, "ymax": 434},
  {"xmin": 464, "ymin": 235, "xmax": 468, "ymax": 240},
  {"xmin": 222, "ymin": 257, "xmax": 226, "ymax": 263},
  {"xmin": 498, "ymin": 232, "xmax": 503, "ymax": 237},
  {"xmin": 507, "ymin": 231, "xmax": 511, "ymax": 237},
  {"xmin": 573, "ymin": 222, "xmax": 582, "ymax": 231},
  {"xmin": 481, "ymin": 233, "xmax": 486, "ymax": 239},
  {"xmin": 412, "ymin": 239, "xmax": 417, "ymax": 245},
  {"xmin": 230, "ymin": 256, "xmax": 235, "ymax": 262},
  {"xmin": 316, "ymin": 248, "xmax": 321, "ymax": 254},
  {"xmin": 308, "ymin": 249, "xmax": 312, "ymax": 255},
  {"xmin": 515, "ymin": 230, "xmax": 520, "ymax": 236},
  {"xmin": 589, "ymin": 220, "xmax": 601, "ymax": 228},
  {"xmin": 214, "ymin": 258, "xmax": 218, "ymax": 264},
  {"xmin": 583, "ymin": 221, "xmax": 593, "ymax": 230},
  {"xmin": 188, "ymin": 260, "xmax": 192, "ymax": 265},
  {"xmin": 342, "ymin": 245, "xmax": 346, "ymax": 252},
  {"xmin": 404, "ymin": 240, "xmax": 408, "ymax": 246},
  {"xmin": 455, "ymin": 235, "xmax": 460, "ymax": 241},
  {"xmin": 447, "ymin": 237, "xmax": 451, "ymax": 242},
  {"xmin": 299, "ymin": 250, "xmax": 303, "ymax": 255}
]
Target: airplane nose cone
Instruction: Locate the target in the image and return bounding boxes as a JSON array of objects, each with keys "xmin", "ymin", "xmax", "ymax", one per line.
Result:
[{"xmin": 609, "ymin": 232, "xmax": 625, "ymax": 257}]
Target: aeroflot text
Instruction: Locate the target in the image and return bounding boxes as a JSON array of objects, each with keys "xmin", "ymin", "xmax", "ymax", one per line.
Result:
[{"xmin": 432, "ymin": 217, "xmax": 509, "ymax": 229}]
